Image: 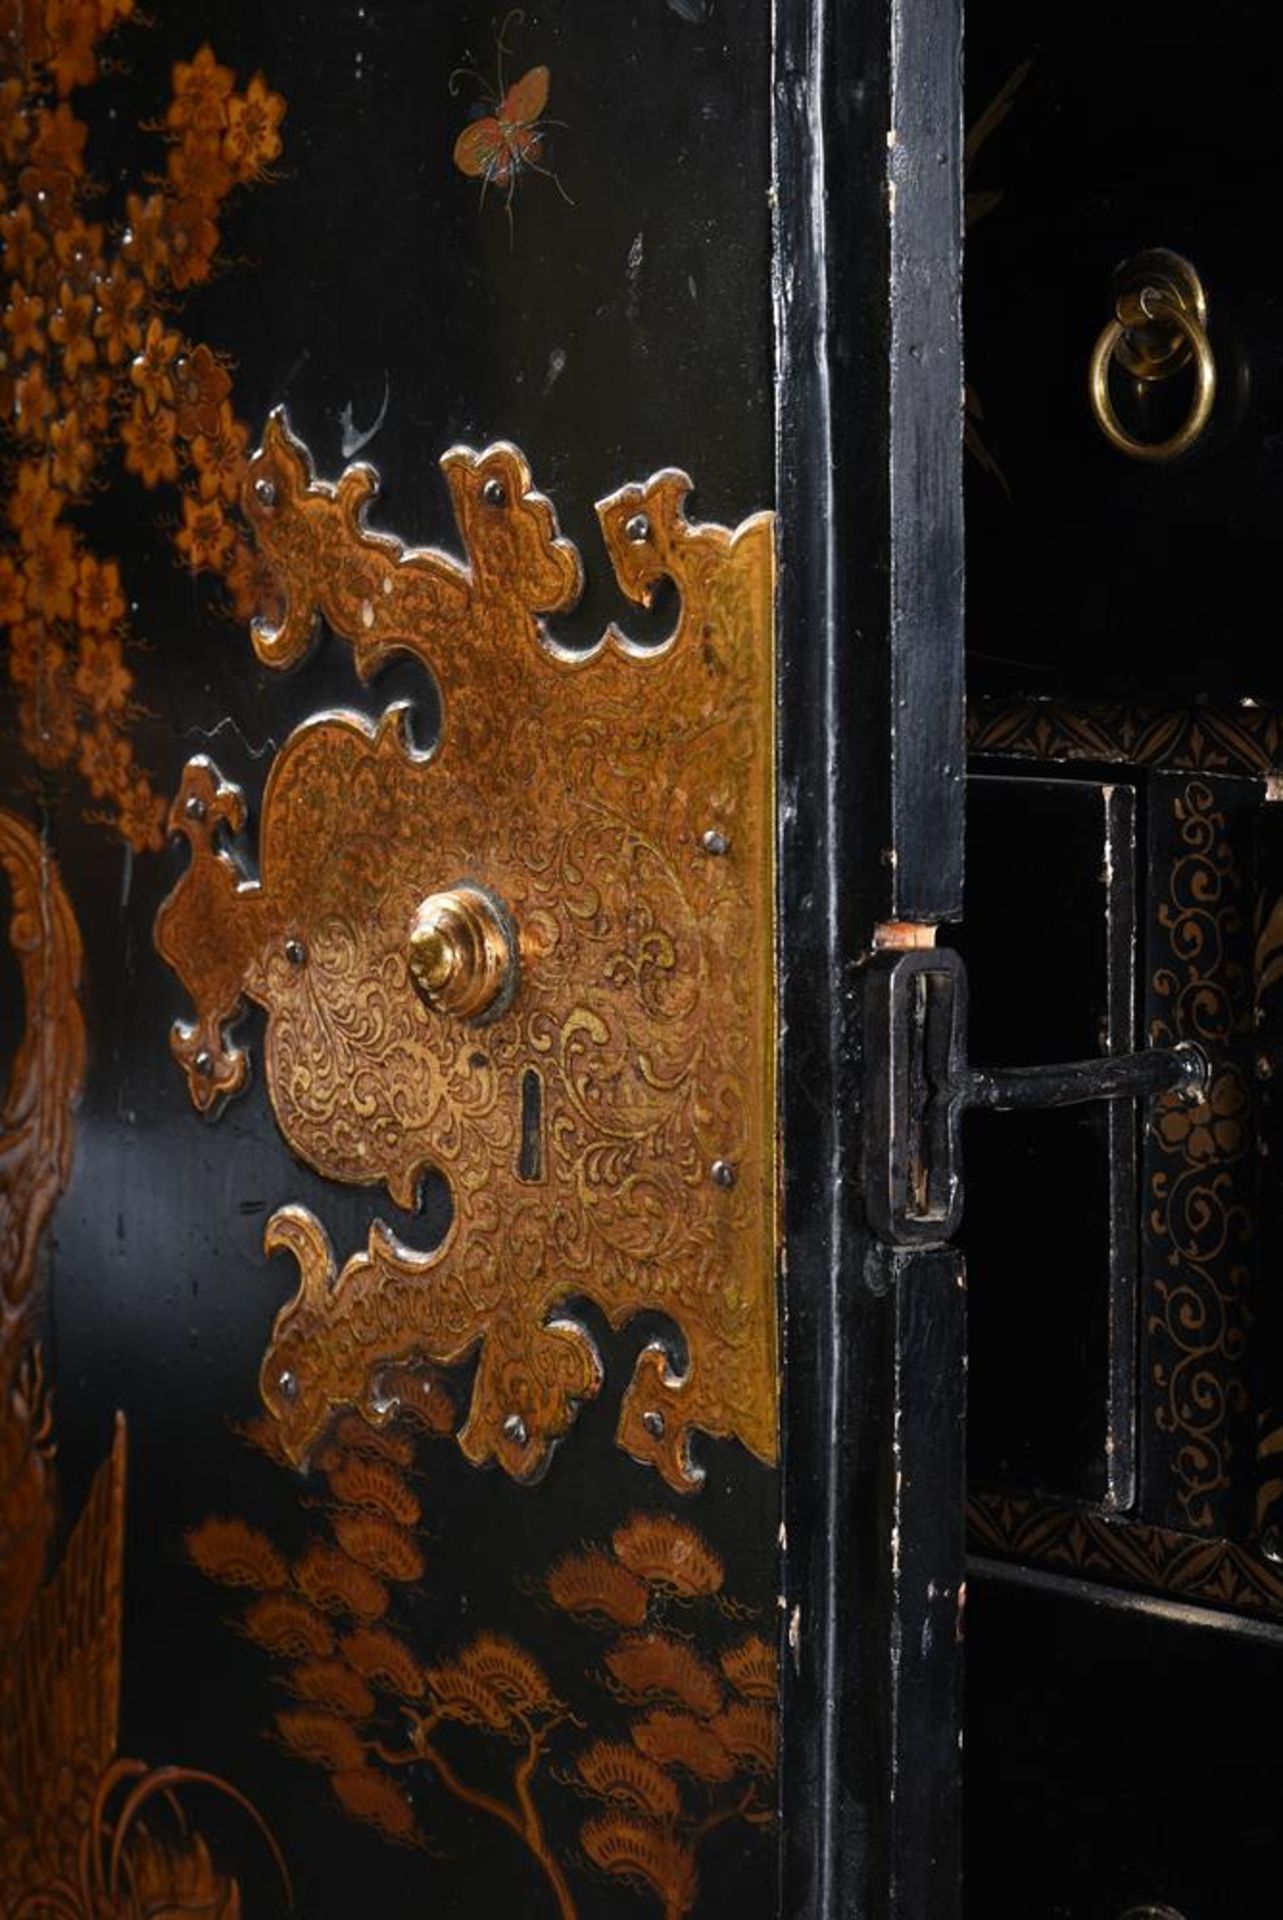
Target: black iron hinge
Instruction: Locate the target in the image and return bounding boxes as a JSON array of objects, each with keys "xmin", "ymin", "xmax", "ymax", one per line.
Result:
[{"xmin": 863, "ymin": 946, "xmax": 1208, "ymax": 1248}]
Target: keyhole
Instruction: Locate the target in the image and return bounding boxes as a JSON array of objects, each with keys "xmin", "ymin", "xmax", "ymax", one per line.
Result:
[{"xmin": 518, "ymin": 1067, "xmax": 544, "ymax": 1183}]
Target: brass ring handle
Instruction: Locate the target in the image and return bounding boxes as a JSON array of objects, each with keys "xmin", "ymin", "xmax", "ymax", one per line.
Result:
[{"xmin": 1089, "ymin": 285, "xmax": 1217, "ymax": 463}]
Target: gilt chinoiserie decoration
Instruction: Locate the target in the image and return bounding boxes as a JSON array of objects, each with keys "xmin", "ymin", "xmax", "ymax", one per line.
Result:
[
  {"xmin": 155, "ymin": 411, "xmax": 777, "ymax": 1492},
  {"xmin": 1, "ymin": 809, "xmax": 286, "ymax": 1911}
]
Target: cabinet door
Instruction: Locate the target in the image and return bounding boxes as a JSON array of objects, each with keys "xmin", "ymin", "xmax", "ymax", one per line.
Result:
[
  {"xmin": 0, "ymin": 4, "xmax": 967, "ymax": 1915},
  {"xmin": 964, "ymin": 7, "xmax": 1283, "ymax": 1914}
]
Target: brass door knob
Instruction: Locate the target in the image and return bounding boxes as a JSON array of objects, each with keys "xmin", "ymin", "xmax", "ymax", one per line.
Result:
[
  {"xmin": 408, "ymin": 885, "xmax": 515, "ymax": 1020},
  {"xmin": 1088, "ymin": 249, "xmax": 1216, "ymax": 462}
]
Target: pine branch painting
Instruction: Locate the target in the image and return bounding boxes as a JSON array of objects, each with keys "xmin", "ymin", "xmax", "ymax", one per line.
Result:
[
  {"xmin": 188, "ymin": 1403, "xmax": 778, "ymax": 1918},
  {"xmin": 548, "ymin": 1515, "xmax": 777, "ymax": 1920}
]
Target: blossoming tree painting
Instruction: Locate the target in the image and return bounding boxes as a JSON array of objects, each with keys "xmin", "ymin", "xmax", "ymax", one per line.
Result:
[{"xmin": 0, "ymin": 6, "xmax": 283, "ymax": 850}]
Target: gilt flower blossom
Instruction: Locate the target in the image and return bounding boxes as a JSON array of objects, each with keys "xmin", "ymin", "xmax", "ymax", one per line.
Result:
[
  {"xmin": 1, "ymin": 202, "xmax": 48, "ymax": 281},
  {"xmin": 167, "ymin": 46, "xmax": 234, "ymax": 135},
  {"xmin": 21, "ymin": 520, "xmax": 77, "ymax": 620},
  {"xmin": 74, "ymin": 632, "xmax": 133, "ymax": 715},
  {"xmin": 224, "ymin": 535, "xmax": 284, "ymax": 628},
  {"xmin": 44, "ymin": 0, "xmax": 100, "ymax": 98},
  {"xmin": 92, "ymin": 260, "xmax": 143, "ymax": 364},
  {"xmin": 192, "ymin": 401, "xmax": 249, "ymax": 503},
  {"xmin": 4, "ymin": 284, "xmax": 46, "ymax": 360},
  {"xmin": 47, "ymin": 277, "xmax": 95, "ymax": 374},
  {"xmin": 0, "ymin": 77, "xmax": 28, "ymax": 165},
  {"xmin": 120, "ymin": 394, "xmax": 179, "ymax": 487},
  {"xmin": 8, "ymin": 460, "xmax": 63, "ymax": 549},
  {"xmin": 161, "ymin": 194, "xmax": 218, "ymax": 288},
  {"xmin": 129, "ymin": 314, "xmax": 179, "ymax": 411},
  {"xmin": 52, "ymin": 215, "xmax": 104, "ymax": 291},
  {"xmin": 172, "ymin": 343, "xmax": 231, "ymax": 439},
  {"xmin": 78, "ymin": 717, "xmax": 133, "ymax": 799},
  {"xmin": 115, "ymin": 774, "xmax": 167, "ymax": 854},
  {"xmin": 175, "ymin": 490, "xmax": 234, "ymax": 572},
  {"xmin": 168, "ymin": 129, "xmax": 232, "ymax": 206},
  {"xmin": 224, "ymin": 74, "xmax": 285, "ymax": 179},
  {"xmin": 29, "ymin": 100, "xmax": 87, "ymax": 175},
  {"xmin": 14, "ymin": 364, "xmax": 56, "ymax": 441},
  {"xmin": 49, "ymin": 408, "xmax": 93, "ymax": 492},
  {"xmin": 120, "ymin": 191, "xmax": 169, "ymax": 286},
  {"xmin": 6, "ymin": 622, "xmax": 42, "ymax": 689},
  {"xmin": 1156, "ymin": 1071, "xmax": 1248, "ymax": 1165},
  {"xmin": 75, "ymin": 552, "xmax": 125, "ymax": 632},
  {"xmin": 0, "ymin": 551, "xmax": 26, "ymax": 625},
  {"xmin": 67, "ymin": 364, "xmax": 111, "ymax": 434}
]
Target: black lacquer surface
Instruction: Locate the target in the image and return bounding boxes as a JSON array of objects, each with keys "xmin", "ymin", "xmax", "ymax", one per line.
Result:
[
  {"xmin": 963, "ymin": 9, "xmax": 1283, "ymax": 1912},
  {"xmin": 2, "ymin": 4, "xmax": 780, "ymax": 1913},
  {"xmin": 967, "ymin": 2, "xmax": 1283, "ymax": 703}
]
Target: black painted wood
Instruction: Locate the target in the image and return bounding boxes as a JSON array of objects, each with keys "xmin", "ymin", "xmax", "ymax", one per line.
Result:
[
  {"xmin": 966, "ymin": 1570, "xmax": 1283, "ymax": 1917},
  {"xmin": 887, "ymin": 1, "xmax": 967, "ymax": 925},
  {"xmin": 775, "ymin": 0, "xmax": 966, "ymax": 1910}
]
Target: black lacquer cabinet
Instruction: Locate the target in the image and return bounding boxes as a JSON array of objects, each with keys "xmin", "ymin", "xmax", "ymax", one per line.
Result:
[{"xmin": 0, "ymin": 2, "xmax": 960, "ymax": 1914}]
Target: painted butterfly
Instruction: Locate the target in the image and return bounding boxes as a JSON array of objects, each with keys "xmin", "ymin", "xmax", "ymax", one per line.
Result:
[{"xmin": 451, "ymin": 10, "xmax": 570, "ymax": 234}]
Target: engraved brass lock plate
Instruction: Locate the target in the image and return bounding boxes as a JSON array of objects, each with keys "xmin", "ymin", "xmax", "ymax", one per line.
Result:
[{"xmin": 156, "ymin": 413, "xmax": 777, "ymax": 1491}]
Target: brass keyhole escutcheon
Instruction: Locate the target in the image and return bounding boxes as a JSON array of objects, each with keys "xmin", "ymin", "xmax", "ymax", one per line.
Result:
[
  {"xmin": 157, "ymin": 414, "xmax": 777, "ymax": 1488},
  {"xmin": 408, "ymin": 885, "xmax": 515, "ymax": 1021}
]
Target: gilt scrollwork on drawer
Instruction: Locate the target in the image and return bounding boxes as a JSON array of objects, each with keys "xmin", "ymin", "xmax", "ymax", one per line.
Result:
[{"xmin": 155, "ymin": 412, "xmax": 777, "ymax": 1492}]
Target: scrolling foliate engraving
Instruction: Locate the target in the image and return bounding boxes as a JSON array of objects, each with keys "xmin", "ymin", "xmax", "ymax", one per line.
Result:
[{"xmin": 155, "ymin": 412, "xmax": 776, "ymax": 1492}]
